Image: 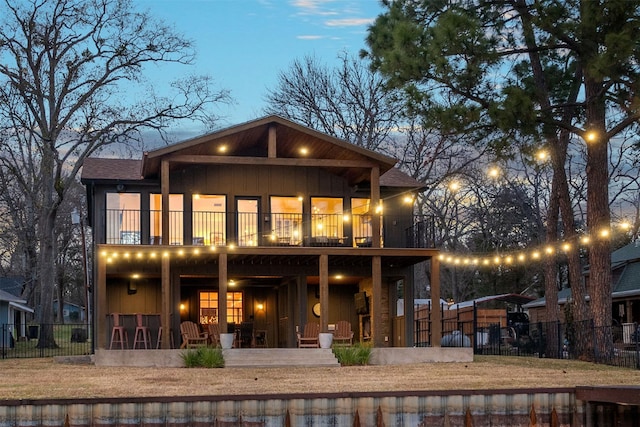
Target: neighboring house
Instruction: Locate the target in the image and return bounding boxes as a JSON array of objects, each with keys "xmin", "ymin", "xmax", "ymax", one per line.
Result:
[
  {"xmin": 53, "ymin": 300, "xmax": 86, "ymax": 323},
  {"xmin": 80, "ymin": 115, "xmax": 442, "ymax": 350},
  {"xmin": 0, "ymin": 288, "xmax": 34, "ymax": 347},
  {"xmin": 524, "ymin": 240, "xmax": 640, "ymax": 327}
]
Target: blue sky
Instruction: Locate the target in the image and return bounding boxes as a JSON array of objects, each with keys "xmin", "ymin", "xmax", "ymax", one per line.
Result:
[{"xmin": 136, "ymin": 0, "xmax": 385, "ymax": 128}]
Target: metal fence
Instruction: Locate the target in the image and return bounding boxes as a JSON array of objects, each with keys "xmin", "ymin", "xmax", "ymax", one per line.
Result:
[
  {"xmin": 1, "ymin": 323, "xmax": 92, "ymax": 359},
  {"xmin": 415, "ymin": 311, "xmax": 640, "ymax": 369}
]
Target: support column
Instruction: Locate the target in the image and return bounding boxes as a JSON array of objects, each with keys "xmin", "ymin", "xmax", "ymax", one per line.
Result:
[
  {"xmin": 96, "ymin": 251, "xmax": 107, "ymax": 349},
  {"xmin": 268, "ymin": 124, "xmax": 276, "ymax": 158},
  {"xmin": 161, "ymin": 256, "xmax": 171, "ymax": 349},
  {"xmin": 219, "ymin": 252, "xmax": 228, "ymax": 333},
  {"xmin": 404, "ymin": 269, "xmax": 415, "ymax": 347},
  {"xmin": 294, "ymin": 276, "xmax": 307, "ymax": 346},
  {"xmin": 370, "ymin": 167, "xmax": 381, "ymax": 248},
  {"xmin": 431, "ymin": 256, "xmax": 442, "ymax": 347},
  {"xmin": 372, "ymin": 255, "xmax": 382, "ymax": 346},
  {"xmin": 319, "ymin": 254, "xmax": 329, "ymax": 332},
  {"xmin": 161, "ymin": 160, "xmax": 169, "ymax": 244}
]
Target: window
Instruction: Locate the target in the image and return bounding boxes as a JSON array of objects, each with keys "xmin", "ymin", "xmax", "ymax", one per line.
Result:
[
  {"xmin": 311, "ymin": 197, "xmax": 344, "ymax": 239},
  {"xmin": 351, "ymin": 198, "xmax": 383, "ymax": 247},
  {"xmin": 193, "ymin": 194, "xmax": 226, "ymax": 245},
  {"xmin": 199, "ymin": 291, "xmax": 243, "ymax": 324},
  {"xmin": 237, "ymin": 199, "xmax": 258, "ymax": 246},
  {"xmin": 270, "ymin": 196, "xmax": 303, "ymax": 245},
  {"xmin": 106, "ymin": 193, "xmax": 140, "ymax": 244},
  {"xmin": 150, "ymin": 194, "xmax": 184, "ymax": 245}
]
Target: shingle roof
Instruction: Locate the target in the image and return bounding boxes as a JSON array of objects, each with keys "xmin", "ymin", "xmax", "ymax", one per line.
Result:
[
  {"xmin": 81, "ymin": 158, "xmax": 142, "ymax": 181},
  {"xmin": 379, "ymin": 167, "xmax": 425, "ymax": 189}
]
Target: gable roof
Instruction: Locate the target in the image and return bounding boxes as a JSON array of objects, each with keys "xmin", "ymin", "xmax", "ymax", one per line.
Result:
[
  {"xmin": 612, "ymin": 241, "xmax": 640, "ymax": 268},
  {"xmin": 81, "ymin": 115, "xmax": 425, "ymax": 189}
]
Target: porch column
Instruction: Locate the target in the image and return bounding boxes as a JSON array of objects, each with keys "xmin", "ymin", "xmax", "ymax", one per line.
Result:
[
  {"xmin": 295, "ymin": 276, "xmax": 307, "ymax": 344},
  {"xmin": 96, "ymin": 250, "xmax": 107, "ymax": 349},
  {"xmin": 431, "ymin": 256, "xmax": 441, "ymax": 347},
  {"xmin": 404, "ymin": 269, "xmax": 415, "ymax": 347},
  {"xmin": 161, "ymin": 160, "xmax": 169, "ymax": 244},
  {"xmin": 319, "ymin": 254, "xmax": 329, "ymax": 332},
  {"xmin": 370, "ymin": 167, "xmax": 381, "ymax": 248},
  {"xmin": 219, "ymin": 252, "xmax": 228, "ymax": 333},
  {"xmin": 160, "ymin": 256, "xmax": 170, "ymax": 349},
  {"xmin": 372, "ymin": 255, "xmax": 382, "ymax": 346}
]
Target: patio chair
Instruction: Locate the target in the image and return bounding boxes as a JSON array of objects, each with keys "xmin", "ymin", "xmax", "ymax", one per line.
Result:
[
  {"xmin": 333, "ymin": 320, "xmax": 354, "ymax": 346},
  {"xmin": 180, "ymin": 321, "xmax": 208, "ymax": 349},
  {"xmin": 207, "ymin": 323, "xmax": 221, "ymax": 347},
  {"xmin": 297, "ymin": 322, "xmax": 320, "ymax": 348}
]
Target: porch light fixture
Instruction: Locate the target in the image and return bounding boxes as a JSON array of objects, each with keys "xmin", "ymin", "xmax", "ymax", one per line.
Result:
[
  {"xmin": 299, "ymin": 147, "xmax": 308, "ymax": 155},
  {"xmin": 218, "ymin": 145, "xmax": 228, "ymax": 153},
  {"xmin": 256, "ymin": 302, "xmax": 264, "ymax": 311}
]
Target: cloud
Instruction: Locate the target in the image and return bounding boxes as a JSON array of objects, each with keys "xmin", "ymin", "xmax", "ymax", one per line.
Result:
[
  {"xmin": 325, "ymin": 18, "xmax": 374, "ymax": 27},
  {"xmin": 297, "ymin": 35, "xmax": 325, "ymax": 40}
]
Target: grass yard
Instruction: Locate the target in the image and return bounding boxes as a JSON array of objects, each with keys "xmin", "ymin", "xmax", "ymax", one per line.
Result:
[{"xmin": 1, "ymin": 355, "xmax": 639, "ymax": 400}]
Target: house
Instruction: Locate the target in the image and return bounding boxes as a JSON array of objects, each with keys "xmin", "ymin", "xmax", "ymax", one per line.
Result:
[
  {"xmin": 53, "ymin": 300, "xmax": 86, "ymax": 323},
  {"xmin": 81, "ymin": 115, "xmax": 442, "ymax": 351},
  {"xmin": 0, "ymin": 288, "xmax": 34, "ymax": 347},
  {"xmin": 524, "ymin": 240, "xmax": 640, "ymax": 327}
]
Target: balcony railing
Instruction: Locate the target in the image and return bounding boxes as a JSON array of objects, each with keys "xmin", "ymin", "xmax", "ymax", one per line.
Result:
[{"xmin": 103, "ymin": 209, "xmax": 435, "ymax": 249}]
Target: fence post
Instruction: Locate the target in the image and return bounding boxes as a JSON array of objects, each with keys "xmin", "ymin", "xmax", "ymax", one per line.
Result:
[
  {"xmin": 557, "ymin": 321, "xmax": 562, "ymax": 359},
  {"xmin": 1, "ymin": 324, "xmax": 5, "ymax": 359},
  {"xmin": 473, "ymin": 302, "xmax": 478, "ymax": 354}
]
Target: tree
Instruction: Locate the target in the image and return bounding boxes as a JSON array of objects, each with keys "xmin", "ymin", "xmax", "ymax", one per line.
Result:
[
  {"xmin": 264, "ymin": 53, "xmax": 403, "ymax": 153},
  {"xmin": 364, "ymin": 0, "xmax": 640, "ymax": 357},
  {"xmin": 0, "ymin": 0, "xmax": 230, "ymax": 347}
]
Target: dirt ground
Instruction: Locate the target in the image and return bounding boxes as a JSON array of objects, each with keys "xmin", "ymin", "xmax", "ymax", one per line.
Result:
[{"xmin": 1, "ymin": 355, "xmax": 639, "ymax": 400}]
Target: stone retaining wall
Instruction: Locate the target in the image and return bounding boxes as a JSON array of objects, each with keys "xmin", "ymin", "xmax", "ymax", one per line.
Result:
[{"xmin": 0, "ymin": 388, "xmax": 581, "ymax": 426}]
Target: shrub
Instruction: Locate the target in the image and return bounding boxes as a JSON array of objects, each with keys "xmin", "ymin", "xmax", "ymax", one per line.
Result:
[
  {"xmin": 333, "ymin": 343, "xmax": 371, "ymax": 366},
  {"xmin": 181, "ymin": 347, "xmax": 225, "ymax": 368}
]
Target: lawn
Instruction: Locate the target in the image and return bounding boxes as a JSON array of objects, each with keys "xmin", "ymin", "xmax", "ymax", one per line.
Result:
[{"xmin": 1, "ymin": 355, "xmax": 639, "ymax": 400}]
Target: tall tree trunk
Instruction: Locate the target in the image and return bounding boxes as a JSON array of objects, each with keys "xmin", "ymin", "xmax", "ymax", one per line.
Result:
[{"xmin": 581, "ymin": 0, "xmax": 613, "ymax": 360}]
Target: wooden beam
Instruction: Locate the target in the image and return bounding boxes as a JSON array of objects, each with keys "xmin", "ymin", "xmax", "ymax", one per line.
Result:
[
  {"xmin": 96, "ymin": 252, "xmax": 107, "ymax": 349},
  {"xmin": 268, "ymin": 124, "xmax": 276, "ymax": 158},
  {"xmin": 169, "ymin": 154, "xmax": 376, "ymax": 168},
  {"xmin": 161, "ymin": 160, "xmax": 169, "ymax": 244},
  {"xmin": 161, "ymin": 256, "xmax": 170, "ymax": 349},
  {"xmin": 319, "ymin": 254, "xmax": 329, "ymax": 333},
  {"xmin": 370, "ymin": 167, "xmax": 381, "ymax": 248},
  {"xmin": 431, "ymin": 256, "xmax": 441, "ymax": 347},
  {"xmin": 218, "ymin": 252, "xmax": 228, "ymax": 333},
  {"xmin": 372, "ymin": 255, "xmax": 382, "ymax": 346}
]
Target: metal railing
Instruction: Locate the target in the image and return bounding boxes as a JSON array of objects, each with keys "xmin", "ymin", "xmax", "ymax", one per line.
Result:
[
  {"xmin": 103, "ymin": 209, "xmax": 436, "ymax": 249},
  {"xmin": 1, "ymin": 323, "xmax": 92, "ymax": 359},
  {"xmin": 414, "ymin": 308, "xmax": 640, "ymax": 369}
]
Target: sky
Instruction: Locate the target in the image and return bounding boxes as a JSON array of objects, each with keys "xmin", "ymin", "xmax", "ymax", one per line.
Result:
[{"xmin": 136, "ymin": 0, "xmax": 385, "ymax": 130}]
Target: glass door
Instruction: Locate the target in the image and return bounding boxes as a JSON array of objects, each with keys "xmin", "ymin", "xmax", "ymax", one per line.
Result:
[{"xmin": 237, "ymin": 198, "xmax": 259, "ymax": 246}]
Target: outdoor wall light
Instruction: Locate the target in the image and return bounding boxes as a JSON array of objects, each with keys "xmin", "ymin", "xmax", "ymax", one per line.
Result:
[
  {"xmin": 180, "ymin": 303, "xmax": 186, "ymax": 312},
  {"xmin": 256, "ymin": 303, "xmax": 264, "ymax": 311}
]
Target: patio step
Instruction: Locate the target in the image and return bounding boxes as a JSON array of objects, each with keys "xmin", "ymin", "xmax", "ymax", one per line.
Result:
[{"xmin": 222, "ymin": 348, "xmax": 340, "ymax": 368}]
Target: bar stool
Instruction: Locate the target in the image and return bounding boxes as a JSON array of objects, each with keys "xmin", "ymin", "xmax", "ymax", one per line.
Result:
[
  {"xmin": 133, "ymin": 313, "xmax": 152, "ymax": 349},
  {"xmin": 156, "ymin": 326, "xmax": 174, "ymax": 349},
  {"xmin": 109, "ymin": 313, "xmax": 128, "ymax": 349}
]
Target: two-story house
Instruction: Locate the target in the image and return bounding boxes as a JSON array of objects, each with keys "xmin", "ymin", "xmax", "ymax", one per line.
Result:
[{"xmin": 81, "ymin": 116, "xmax": 442, "ymax": 352}]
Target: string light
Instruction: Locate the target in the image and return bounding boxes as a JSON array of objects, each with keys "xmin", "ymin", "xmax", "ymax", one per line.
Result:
[{"xmin": 438, "ymin": 220, "xmax": 634, "ymax": 269}]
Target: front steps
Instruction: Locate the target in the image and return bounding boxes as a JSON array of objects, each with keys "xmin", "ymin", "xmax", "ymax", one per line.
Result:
[{"xmin": 222, "ymin": 348, "xmax": 340, "ymax": 368}]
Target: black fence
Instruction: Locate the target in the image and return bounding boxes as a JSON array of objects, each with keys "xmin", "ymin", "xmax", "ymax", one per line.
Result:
[
  {"xmin": 415, "ymin": 312, "xmax": 640, "ymax": 370},
  {"xmin": 1, "ymin": 323, "xmax": 92, "ymax": 359}
]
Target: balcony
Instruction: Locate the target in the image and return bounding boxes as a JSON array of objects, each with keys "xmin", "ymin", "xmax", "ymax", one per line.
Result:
[{"xmin": 102, "ymin": 210, "xmax": 435, "ymax": 249}]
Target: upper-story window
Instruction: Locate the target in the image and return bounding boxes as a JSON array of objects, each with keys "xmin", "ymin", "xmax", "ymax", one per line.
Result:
[
  {"xmin": 106, "ymin": 193, "xmax": 140, "ymax": 244},
  {"xmin": 352, "ymin": 198, "xmax": 372, "ymax": 247},
  {"xmin": 269, "ymin": 196, "xmax": 303, "ymax": 245},
  {"xmin": 311, "ymin": 197, "xmax": 344, "ymax": 241},
  {"xmin": 150, "ymin": 194, "xmax": 184, "ymax": 245},
  {"xmin": 193, "ymin": 195, "xmax": 226, "ymax": 246}
]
